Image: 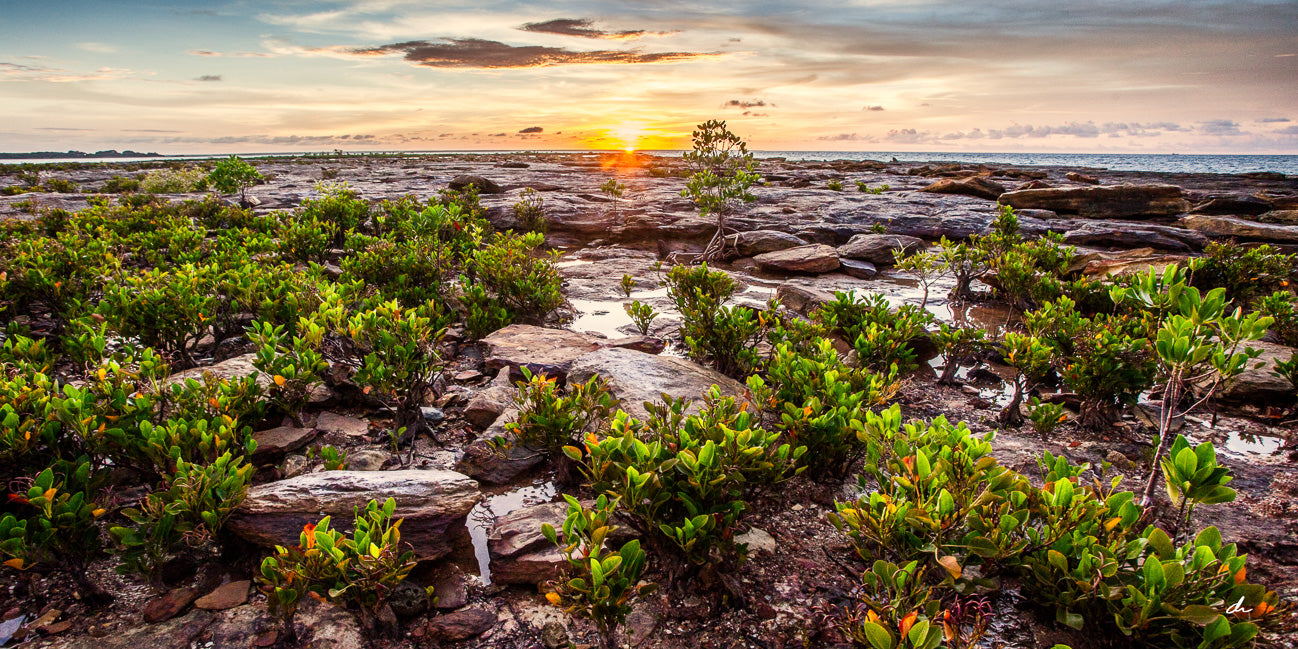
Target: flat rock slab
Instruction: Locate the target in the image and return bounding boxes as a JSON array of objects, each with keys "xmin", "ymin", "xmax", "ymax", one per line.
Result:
[
  {"xmin": 837, "ymin": 233, "xmax": 925, "ymax": 265},
  {"xmin": 143, "ymin": 587, "xmax": 201, "ymax": 623},
  {"xmin": 483, "ymin": 324, "xmax": 603, "ymax": 380},
  {"xmin": 45, "ymin": 610, "xmax": 215, "ymax": 649},
  {"xmin": 1220, "ymin": 340, "xmax": 1296, "ymax": 405},
  {"xmin": 566, "ymin": 347, "xmax": 748, "ymax": 421},
  {"xmin": 1180, "ymin": 214, "xmax": 1298, "ymax": 243},
  {"xmin": 919, "ymin": 176, "xmax": 1006, "ymax": 200},
  {"xmin": 483, "ymin": 500, "xmax": 570, "ymax": 585},
  {"xmin": 228, "ymin": 470, "xmax": 481, "ymax": 560},
  {"xmin": 166, "ymin": 353, "xmax": 268, "ymax": 389},
  {"xmin": 753, "ymin": 244, "xmax": 840, "ymax": 274},
  {"xmin": 725, "ymin": 230, "xmax": 808, "ymax": 256},
  {"xmin": 315, "ymin": 411, "xmax": 370, "ymax": 437},
  {"xmin": 999, "ymin": 184, "xmax": 1189, "ymax": 218},
  {"xmin": 775, "ymin": 283, "xmax": 837, "ymax": 316},
  {"xmin": 422, "ymin": 608, "xmax": 497, "ymax": 642},
  {"xmin": 251, "ymin": 426, "xmax": 317, "ymax": 460},
  {"xmin": 454, "ymin": 409, "xmax": 546, "ymax": 485},
  {"xmin": 195, "ymin": 581, "xmax": 250, "ymax": 611}
]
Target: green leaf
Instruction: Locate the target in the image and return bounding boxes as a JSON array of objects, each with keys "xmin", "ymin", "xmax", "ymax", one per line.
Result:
[{"xmin": 861, "ymin": 621, "xmax": 894, "ymax": 649}]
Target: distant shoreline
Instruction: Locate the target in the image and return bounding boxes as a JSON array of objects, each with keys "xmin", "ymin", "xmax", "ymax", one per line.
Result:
[{"xmin": 0, "ymin": 150, "xmax": 162, "ymax": 160}]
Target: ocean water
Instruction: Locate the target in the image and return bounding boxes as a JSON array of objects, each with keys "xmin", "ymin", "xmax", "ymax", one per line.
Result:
[
  {"xmin": 751, "ymin": 151, "xmax": 1298, "ymax": 176},
  {"xmin": 7, "ymin": 150, "xmax": 1297, "ymax": 176}
]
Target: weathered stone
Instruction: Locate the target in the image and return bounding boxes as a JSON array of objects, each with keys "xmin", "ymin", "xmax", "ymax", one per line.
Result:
[
  {"xmin": 775, "ymin": 283, "xmax": 837, "ymax": 317},
  {"xmin": 837, "ymin": 233, "xmax": 926, "ymax": 265},
  {"xmin": 1190, "ymin": 195, "xmax": 1272, "ymax": 216},
  {"xmin": 1071, "ymin": 248, "xmax": 1187, "ymax": 277},
  {"xmin": 725, "ymin": 230, "xmax": 808, "ymax": 256},
  {"xmin": 1220, "ymin": 340, "xmax": 1297, "ymax": 405},
  {"xmin": 607, "ymin": 335, "xmax": 667, "ymax": 355},
  {"xmin": 1257, "ymin": 210, "xmax": 1298, "ymax": 225},
  {"xmin": 1181, "ymin": 214, "xmax": 1298, "ymax": 242},
  {"xmin": 421, "ymin": 406, "xmax": 445, "ymax": 424},
  {"xmin": 1061, "ymin": 222, "xmax": 1207, "ymax": 252},
  {"xmin": 166, "ymin": 353, "xmax": 268, "ymax": 388},
  {"xmin": 251, "ymin": 426, "xmax": 317, "ymax": 460},
  {"xmin": 735, "ymin": 527, "xmax": 777, "ymax": 555},
  {"xmin": 568, "ymin": 347, "xmax": 749, "ymax": 420},
  {"xmin": 919, "ymin": 176, "xmax": 1006, "ymax": 200},
  {"xmin": 429, "ymin": 566, "xmax": 470, "ymax": 609},
  {"xmin": 464, "ymin": 368, "xmax": 516, "ymax": 429},
  {"xmin": 423, "ymin": 608, "xmax": 496, "ymax": 642},
  {"xmin": 346, "ymin": 449, "xmax": 390, "ymax": 471},
  {"xmin": 489, "ymin": 500, "xmax": 568, "ymax": 560},
  {"xmin": 1000, "ymin": 184, "xmax": 1189, "ymax": 218},
  {"xmin": 195, "ymin": 581, "xmax": 250, "ymax": 611},
  {"xmin": 448, "ymin": 174, "xmax": 502, "ymax": 194},
  {"xmin": 483, "ymin": 324, "xmax": 602, "ymax": 380},
  {"xmin": 229, "ymin": 470, "xmax": 480, "ymax": 560},
  {"xmin": 315, "ymin": 411, "xmax": 369, "ymax": 437},
  {"xmin": 388, "ymin": 581, "xmax": 428, "ymax": 618},
  {"xmin": 50, "ymin": 610, "xmax": 215, "ymax": 649},
  {"xmin": 454, "ymin": 409, "xmax": 544, "ymax": 485},
  {"xmin": 143, "ymin": 587, "xmax": 200, "ymax": 623},
  {"xmin": 1066, "ymin": 172, "xmax": 1100, "ymax": 185},
  {"xmin": 753, "ymin": 244, "xmax": 840, "ymax": 274},
  {"xmin": 839, "ymin": 258, "xmax": 878, "ymax": 279}
]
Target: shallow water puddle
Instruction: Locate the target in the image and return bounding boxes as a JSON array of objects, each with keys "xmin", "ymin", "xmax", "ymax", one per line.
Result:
[
  {"xmin": 0, "ymin": 614, "xmax": 26, "ymax": 646},
  {"xmin": 466, "ymin": 480, "xmax": 559, "ymax": 586},
  {"xmin": 1222, "ymin": 431, "xmax": 1284, "ymax": 456}
]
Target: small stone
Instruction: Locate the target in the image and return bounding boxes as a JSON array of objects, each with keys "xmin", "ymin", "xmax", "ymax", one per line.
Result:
[
  {"xmin": 143, "ymin": 587, "xmax": 200, "ymax": 623},
  {"xmin": 38, "ymin": 619, "xmax": 72, "ymax": 635},
  {"xmin": 453, "ymin": 370, "xmax": 484, "ymax": 382},
  {"xmin": 755, "ymin": 602, "xmax": 778, "ymax": 620},
  {"xmin": 734, "ymin": 527, "xmax": 777, "ymax": 555},
  {"xmin": 194, "ymin": 581, "xmax": 250, "ymax": 611},
  {"xmin": 790, "ymin": 504, "xmax": 804, "ymax": 512},
  {"xmin": 430, "ymin": 567, "xmax": 470, "ymax": 610},
  {"xmin": 281, "ymin": 454, "xmax": 308, "ymax": 478},
  {"xmin": 315, "ymin": 412, "xmax": 369, "ymax": 437},
  {"xmin": 1106, "ymin": 450, "xmax": 1135, "ymax": 471},
  {"xmin": 347, "ymin": 449, "xmax": 390, "ymax": 471},
  {"xmin": 251, "ymin": 426, "xmax": 317, "ymax": 460},
  {"xmin": 388, "ymin": 581, "xmax": 428, "ymax": 618},
  {"xmin": 421, "ymin": 406, "xmax": 445, "ymax": 424},
  {"xmin": 423, "ymin": 608, "xmax": 496, "ymax": 642},
  {"xmin": 541, "ymin": 621, "xmax": 569, "ymax": 649},
  {"xmin": 838, "ymin": 259, "xmax": 877, "ymax": 279}
]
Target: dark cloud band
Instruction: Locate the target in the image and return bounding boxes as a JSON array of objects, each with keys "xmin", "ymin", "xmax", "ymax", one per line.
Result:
[{"xmin": 350, "ymin": 38, "xmax": 712, "ymax": 69}]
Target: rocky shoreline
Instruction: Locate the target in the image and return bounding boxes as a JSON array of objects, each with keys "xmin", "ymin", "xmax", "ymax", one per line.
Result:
[{"xmin": 0, "ymin": 154, "xmax": 1295, "ymax": 649}]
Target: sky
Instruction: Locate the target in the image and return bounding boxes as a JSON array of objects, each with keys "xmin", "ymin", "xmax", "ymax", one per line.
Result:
[{"xmin": 1, "ymin": 0, "xmax": 1296, "ymax": 154}]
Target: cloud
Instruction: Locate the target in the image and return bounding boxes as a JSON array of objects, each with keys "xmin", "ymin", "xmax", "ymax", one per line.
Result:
[
  {"xmin": 884, "ymin": 128, "xmax": 929, "ymax": 143},
  {"xmin": 1275, "ymin": 125, "xmax": 1298, "ymax": 135},
  {"xmin": 931, "ymin": 121, "xmax": 1187, "ymax": 142},
  {"xmin": 349, "ymin": 38, "xmax": 716, "ymax": 69},
  {"xmin": 0, "ymin": 61, "xmax": 140, "ymax": 82},
  {"xmin": 161, "ymin": 134, "xmax": 376, "ymax": 145},
  {"xmin": 518, "ymin": 126, "xmax": 543, "ymax": 133},
  {"xmin": 1257, "ymin": 117, "xmax": 1290, "ymax": 123},
  {"xmin": 518, "ymin": 18, "xmax": 672, "ymax": 41},
  {"xmin": 864, "ymin": 105, "xmax": 885, "ymax": 111},
  {"xmin": 725, "ymin": 99, "xmax": 766, "ymax": 108},
  {"xmin": 194, "ymin": 75, "xmax": 222, "ymax": 82},
  {"xmin": 78, "ymin": 42, "xmax": 117, "ymax": 54},
  {"xmin": 817, "ymin": 133, "xmax": 873, "ymax": 141},
  {"xmin": 35, "ymin": 127, "xmax": 93, "ymax": 132},
  {"xmin": 187, "ymin": 49, "xmax": 274, "ymax": 58},
  {"xmin": 1198, "ymin": 119, "xmax": 1245, "ymax": 136}
]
